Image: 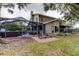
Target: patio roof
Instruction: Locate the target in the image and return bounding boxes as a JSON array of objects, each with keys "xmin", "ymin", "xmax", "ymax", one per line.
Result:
[
  {"xmin": 0, "ymin": 17, "xmax": 29, "ymax": 21},
  {"xmin": 0, "ymin": 17, "xmax": 44, "ymax": 26},
  {"xmin": 0, "ymin": 17, "xmax": 30, "ymax": 26}
]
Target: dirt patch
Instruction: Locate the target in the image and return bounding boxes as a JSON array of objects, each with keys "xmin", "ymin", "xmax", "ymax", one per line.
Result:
[
  {"xmin": 32, "ymin": 37, "xmax": 59, "ymax": 43},
  {"xmin": 0, "ymin": 36, "xmax": 34, "ymax": 56},
  {"xmin": 0, "ymin": 35, "xmax": 60, "ymax": 55}
]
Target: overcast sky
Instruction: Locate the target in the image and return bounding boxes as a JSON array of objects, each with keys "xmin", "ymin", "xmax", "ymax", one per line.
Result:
[{"xmin": 1, "ymin": 3, "xmax": 63, "ymax": 19}]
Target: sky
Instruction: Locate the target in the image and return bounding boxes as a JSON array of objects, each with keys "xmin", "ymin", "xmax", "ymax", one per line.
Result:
[
  {"xmin": 0, "ymin": 3, "xmax": 79, "ymax": 28},
  {"xmin": 1, "ymin": 3, "xmax": 63, "ymax": 19}
]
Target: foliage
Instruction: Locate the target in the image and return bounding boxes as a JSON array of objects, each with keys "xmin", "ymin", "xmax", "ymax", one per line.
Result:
[
  {"xmin": 5, "ymin": 22, "xmax": 23, "ymax": 31},
  {"xmin": 43, "ymin": 3, "xmax": 79, "ymax": 22},
  {"xmin": 0, "ymin": 3, "xmax": 29, "ymax": 14},
  {"xmin": 57, "ymin": 32, "xmax": 67, "ymax": 36}
]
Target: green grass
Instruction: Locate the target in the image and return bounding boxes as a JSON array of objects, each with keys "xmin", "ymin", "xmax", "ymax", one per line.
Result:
[
  {"xmin": 1, "ymin": 34, "xmax": 79, "ymax": 56},
  {"xmin": 26, "ymin": 35, "xmax": 79, "ymax": 56}
]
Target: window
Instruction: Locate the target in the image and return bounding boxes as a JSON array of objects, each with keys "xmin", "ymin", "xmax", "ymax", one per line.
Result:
[
  {"xmin": 36, "ymin": 17, "xmax": 38, "ymax": 22},
  {"xmin": 55, "ymin": 26, "xmax": 59, "ymax": 32},
  {"xmin": 39, "ymin": 18, "xmax": 42, "ymax": 22},
  {"xmin": 52, "ymin": 26, "xmax": 59, "ymax": 33}
]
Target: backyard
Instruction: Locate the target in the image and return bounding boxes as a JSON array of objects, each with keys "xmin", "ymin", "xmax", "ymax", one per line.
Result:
[
  {"xmin": 26, "ymin": 34, "xmax": 79, "ymax": 56},
  {"xmin": 0, "ymin": 34, "xmax": 79, "ymax": 56}
]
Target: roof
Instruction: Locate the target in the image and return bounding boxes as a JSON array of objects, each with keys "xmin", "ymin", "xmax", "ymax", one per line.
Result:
[
  {"xmin": 42, "ymin": 19, "xmax": 71, "ymax": 26},
  {"xmin": 32, "ymin": 13, "xmax": 57, "ymax": 20},
  {"xmin": 0, "ymin": 17, "xmax": 44, "ymax": 26},
  {"xmin": 0, "ymin": 17, "xmax": 29, "ymax": 25},
  {"xmin": 0, "ymin": 17, "xmax": 29, "ymax": 21},
  {"xmin": 43, "ymin": 19, "xmax": 60, "ymax": 24}
]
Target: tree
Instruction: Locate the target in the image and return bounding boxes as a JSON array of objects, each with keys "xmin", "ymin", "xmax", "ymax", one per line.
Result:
[
  {"xmin": 0, "ymin": 3, "xmax": 29, "ymax": 16},
  {"xmin": 43, "ymin": 3, "xmax": 79, "ymax": 24},
  {"xmin": 4, "ymin": 22, "xmax": 24, "ymax": 31}
]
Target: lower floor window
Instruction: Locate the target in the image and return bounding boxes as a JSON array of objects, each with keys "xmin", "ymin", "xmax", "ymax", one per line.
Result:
[{"xmin": 52, "ymin": 26, "xmax": 59, "ymax": 33}]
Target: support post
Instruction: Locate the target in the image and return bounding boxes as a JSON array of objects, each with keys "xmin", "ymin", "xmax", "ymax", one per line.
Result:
[
  {"xmin": 5, "ymin": 20, "xmax": 6, "ymax": 38},
  {"xmin": 42, "ymin": 24, "xmax": 44, "ymax": 37},
  {"xmin": 36, "ymin": 24, "xmax": 39, "ymax": 36},
  {"xmin": 59, "ymin": 26, "xmax": 60, "ymax": 33},
  {"xmin": 21, "ymin": 22, "xmax": 24, "ymax": 37}
]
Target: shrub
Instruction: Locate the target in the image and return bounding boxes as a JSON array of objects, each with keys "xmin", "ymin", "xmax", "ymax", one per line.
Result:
[
  {"xmin": 57, "ymin": 32, "xmax": 69, "ymax": 36},
  {"xmin": 4, "ymin": 23, "xmax": 24, "ymax": 31}
]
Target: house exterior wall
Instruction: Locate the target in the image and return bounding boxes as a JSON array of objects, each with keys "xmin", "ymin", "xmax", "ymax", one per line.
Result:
[
  {"xmin": 31, "ymin": 14, "xmax": 71, "ymax": 35},
  {"xmin": 31, "ymin": 14, "xmax": 60, "ymax": 34},
  {"xmin": 32, "ymin": 14, "xmax": 55, "ymax": 23},
  {"xmin": 32, "ymin": 15, "xmax": 39, "ymax": 22},
  {"xmin": 45, "ymin": 21, "xmax": 60, "ymax": 34},
  {"xmin": 39, "ymin": 16, "xmax": 54, "ymax": 23}
]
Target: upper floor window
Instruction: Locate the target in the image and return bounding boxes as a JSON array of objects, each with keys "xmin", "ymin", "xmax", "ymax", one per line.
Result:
[
  {"xmin": 40, "ymin": 18, "xmax": 43, "ymax": 22},
  {"xmin": 36, "ymin": 17, "xmax": 38, "ymax": 22}
]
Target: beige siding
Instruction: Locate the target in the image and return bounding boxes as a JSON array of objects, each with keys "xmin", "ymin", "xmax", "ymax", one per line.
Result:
[
  {"xmin": 32, "ymin": 14, "xmax": 55, "ymax": 23},
  {"xmin": 33, "ymin": 15, "xmax": 39, "ymax": 22},
  {"xmin": 39, "ymin": 16, "xmax": 53, "ymax": 23},
  {"xmin": 45, "ymin": 21, "xmax": 60, "ymax": 34},
  {"xmin": 31, "ymin": 14, "xmax": 61, "ymax": 34}
]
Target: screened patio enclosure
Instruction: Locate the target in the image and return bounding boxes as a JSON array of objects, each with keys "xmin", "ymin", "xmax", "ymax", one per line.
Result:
[
  {"xmin": 0, "ymin": 17, "xmax": 29, "ymax": 38},
  {"xmin": 0, "ymin": 17, "xmax": 44, "ymax": 38},
  {"xmin": 28, "ymin": 22, "xmax": 45, "ymax": 36}
]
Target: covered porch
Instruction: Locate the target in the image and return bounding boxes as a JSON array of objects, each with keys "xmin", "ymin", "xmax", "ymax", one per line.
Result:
[{"xmin": 60, "ymin": 25, "xmax": 72, "ymax": 33}]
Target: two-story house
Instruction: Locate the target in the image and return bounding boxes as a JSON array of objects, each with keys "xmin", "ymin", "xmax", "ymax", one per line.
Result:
[{"xmin": 29, "ymin": 11, "xmax": 71, "ymax": 35}]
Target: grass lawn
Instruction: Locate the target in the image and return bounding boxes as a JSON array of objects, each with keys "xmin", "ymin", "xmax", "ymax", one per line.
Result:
[
  {"xmin": 1, "ymin": 34, "xmax": 79, "ymax": 56},
  {"xmin": 26, "ymin": 34, "xmax": 79, "ymax": 56}
]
